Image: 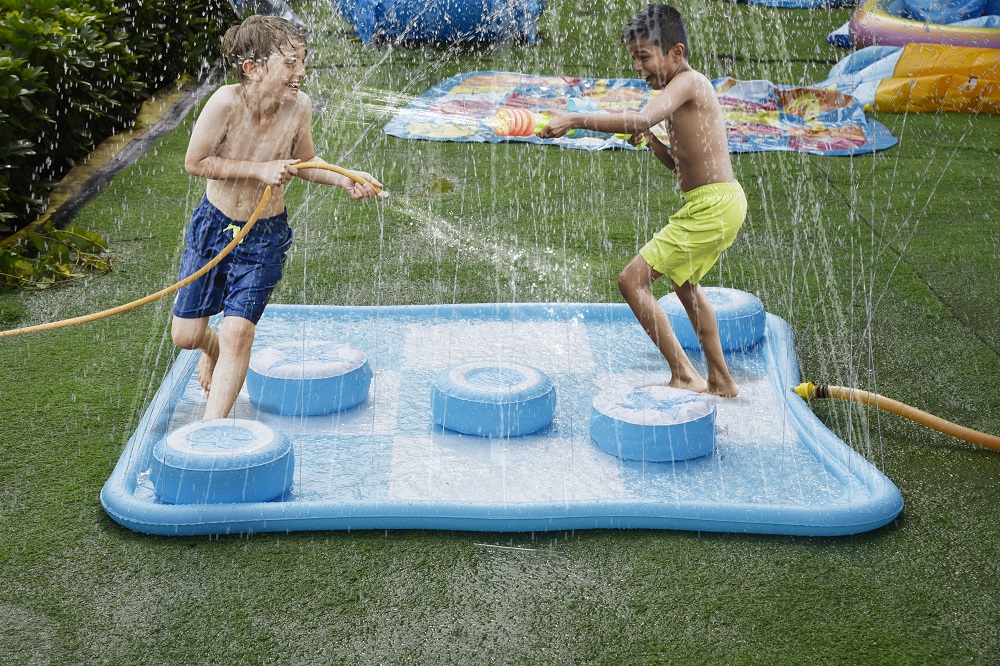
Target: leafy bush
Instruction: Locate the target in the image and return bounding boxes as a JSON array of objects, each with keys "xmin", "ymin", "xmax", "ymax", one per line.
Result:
[
  {"xmin": 0, "ymin": 54, "xmax": 46, "ymax": 229},
  {"xmin": 0, "ymin": 2, "xmax": 141, "ymax": 230},
  {"xmin": 0, "ymin": 0, "xmax": 237, "ymax": 234},
  {"xmin": 117, "ymin": 0, "xmax": 237, "ymax": 97},
  {"xmin": 0, "ymin": 220, "xmax": 111, "ymax": 289}
]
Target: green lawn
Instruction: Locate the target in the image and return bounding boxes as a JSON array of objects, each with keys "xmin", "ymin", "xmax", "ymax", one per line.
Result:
[{"xmin": 2, "ymin": 0, "xmax": 999, "ymax": 663}]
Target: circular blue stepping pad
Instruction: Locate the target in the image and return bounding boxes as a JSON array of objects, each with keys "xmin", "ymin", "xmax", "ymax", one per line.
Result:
[
  {"xmin": 590, "ymin": 385, "xmax": 716, "ymax": 462},
  {"xmin": 246, "ymin": 341, "xmax": 372, "ymax": 416},
  {"xmin": 151, "ymin": 418, "xmax": 294, "ymax": 504},
  {"xmin": 659, "ymin": 287, "xmax": 765, "ymax": 352},
  {"xmin": 431, "ymin": 361, "xmax": 557, "ymax": 437}
]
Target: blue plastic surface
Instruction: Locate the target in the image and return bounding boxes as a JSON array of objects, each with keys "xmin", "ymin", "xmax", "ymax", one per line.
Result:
[
  {"xmin": 660, "ymin": 287, "xmax": 766, "ymax": 352},
  {"xmin": 101, "ymin": 302, "xmax": 904, "ymax": 536},
  {"xmin": 150, "ymin": 419, "xmax": 294, "ymax": 504},
  {"xmin": 590, "ymin": 386, "xmax": 716, "ymax": 462},
  {"xmin": 332, "ymin": 0, "xmax": 545, "ymax": 44},
  {"xmin": 431, "ymin": 361, "xmax": 556, "ymax": 437},
  {"xmin": 246, "ymin": 341, "xmax": 372, "ymax": 416},
  {"xmin": 902, "ymin": 0, "xmax": 984, "ymax": 23}
]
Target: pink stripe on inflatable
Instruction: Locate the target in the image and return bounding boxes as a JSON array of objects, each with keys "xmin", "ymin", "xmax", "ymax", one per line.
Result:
[{"xmin": 850, "ymin": 0, "xmax": 1000, "ymax": 48}]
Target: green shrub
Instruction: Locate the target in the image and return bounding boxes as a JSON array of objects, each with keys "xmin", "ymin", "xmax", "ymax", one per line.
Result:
[
  {"xmin": 117, "ymin": 0, "xmax": 236, "ymax": 93},
  {"xmin": 0, "ymin": 0, "xmax": 237, "ymax": 235},
  {"xmin": 0, "ymin": 54, "xmax": 46, "ymax": 229},
  {"xmin": 0, "ymin": 220, "xmax": 111, "ymax": 289},
  {"xmin": 0, "ymin": 2, "xmax": 142, "ymax": 230}
]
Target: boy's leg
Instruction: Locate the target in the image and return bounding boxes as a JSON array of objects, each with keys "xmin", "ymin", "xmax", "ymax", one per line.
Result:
[
  {"xmin": 618, "ymin": 255, "xmax": 707, "ymax": 392},
  {"xmin": 673, "ymin": 282, "xmax": 739, "ymax": 398},
  {"xmin": 202, "ymin": 315, "xmax": 256, "ymax": 420},
  {"xmin": 171, "ymin": 316, "xmax": 219, "ymax": 394}
]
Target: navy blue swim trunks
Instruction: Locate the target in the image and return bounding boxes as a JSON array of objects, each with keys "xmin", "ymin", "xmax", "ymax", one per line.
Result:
[{"xmin": 173, "ymin": 197, "xmax": 292, "ymax": 324}]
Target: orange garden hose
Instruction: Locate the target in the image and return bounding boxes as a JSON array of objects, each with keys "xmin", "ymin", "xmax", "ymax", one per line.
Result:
[
  {"xmin": 0, "ymin": 163, "xmax": 381, "ymax": 339},
  {"xmin": 795, "ymin": 382, "xmax": 1000, "ymax": 452}
]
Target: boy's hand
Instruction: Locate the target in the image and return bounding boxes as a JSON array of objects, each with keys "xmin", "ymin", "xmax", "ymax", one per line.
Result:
[
  {"xmin": 537, "ymin": 110, "xmax": 573, "ymax": 139},
  {"xmin": 343, "ymin": 170, "xmax": 384, "ymax": 199},
  {"xmin": 628, "ymin": 130, "xmax": 652, "ymax": 148},
  {"xmin": 260, "ymin": 159, "xmax": 301, "ymax": 187}
]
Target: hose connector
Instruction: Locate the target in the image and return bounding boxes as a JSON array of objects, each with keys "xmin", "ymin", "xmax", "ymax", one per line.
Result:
[
  {"xmin": 794, "ymin": 382, "xmax": 816, "ymax": 401},
  {"xmin": 794, "ymin": 382, "xmax": 831, "ymax": 401}
]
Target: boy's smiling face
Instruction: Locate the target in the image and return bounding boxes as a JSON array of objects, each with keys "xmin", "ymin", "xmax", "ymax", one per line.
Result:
[
  {"xmin": 252, "ymin": 41, "xmax": 308, "ymax": 102},
  {"xmin": 627, "ymin": 38, "xmax": 686, "ymax": 90}
]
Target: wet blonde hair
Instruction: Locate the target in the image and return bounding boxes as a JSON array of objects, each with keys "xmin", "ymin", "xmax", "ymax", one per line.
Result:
[{"xmin": 222, "ymin": 15, "xmax": 306, "ymax": 85}]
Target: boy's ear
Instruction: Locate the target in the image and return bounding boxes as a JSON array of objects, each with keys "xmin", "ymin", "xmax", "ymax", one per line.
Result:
[
  {"xmin": 241, "ymin": 58, "xmax": 259, "ymax": 81},
  {"xmin": 671, "ymin": 43, "xmax": 686, "ymax": 61}
]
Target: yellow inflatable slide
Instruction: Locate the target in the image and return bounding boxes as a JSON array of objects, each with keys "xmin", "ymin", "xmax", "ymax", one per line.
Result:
[{"xmin": 819, "ymin": 43, "xmax": 1000, "ymax": 113}]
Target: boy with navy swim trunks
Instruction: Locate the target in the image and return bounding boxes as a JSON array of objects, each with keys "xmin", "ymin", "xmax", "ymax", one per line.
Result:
[
  {"xmin": 541, "ymin": 3, "xmax": 747, "ymax": 397},
  {"xmin": 172, "ymin": 15, "xmax": 382, "ymax": 419}
]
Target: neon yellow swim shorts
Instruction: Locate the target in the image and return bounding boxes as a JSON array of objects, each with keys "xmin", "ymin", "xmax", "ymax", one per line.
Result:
[{"xmin": 638, "ymin": 181, "xmax": 747, "ymax": 286}]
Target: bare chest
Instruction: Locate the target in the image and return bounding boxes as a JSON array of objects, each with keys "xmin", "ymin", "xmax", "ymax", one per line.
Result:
[
  {"xmin": 219, "ymin": 108, "xmax": 299, "ymax": 162},
  {"xmin": 668, "ymin": 101, "xmax": 727, "ymax": 154}
]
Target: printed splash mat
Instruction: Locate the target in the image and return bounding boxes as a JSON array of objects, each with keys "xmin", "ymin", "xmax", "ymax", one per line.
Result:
[{"xmin": 383, "ymin": 71, "xmax": 897, "ymax": 155}]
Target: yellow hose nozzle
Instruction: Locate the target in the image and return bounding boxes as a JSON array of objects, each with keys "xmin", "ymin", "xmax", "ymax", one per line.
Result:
[{"xmin": 794, "ymin": 382, "xmax": 817, "ymax": 401}]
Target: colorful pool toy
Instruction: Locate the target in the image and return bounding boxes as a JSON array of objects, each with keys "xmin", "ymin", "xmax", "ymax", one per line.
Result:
[
  {"xmin": 817, "ymin": 43, "xmax": 1000, "ymax": 114},
  {"xmin": 493, "ymin": 108, "xmax": 549, "ymax": 137},
  {"xmin": 492, "ymin": 106, "xmax": 645, "ymax": 146},
  {"xmin": 850, "ymin": 0, "xmax": 1000, "ymax": 48}
]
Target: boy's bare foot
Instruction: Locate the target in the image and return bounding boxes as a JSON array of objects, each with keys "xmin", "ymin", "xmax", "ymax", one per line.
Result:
[
  {"xmin": 197, "ymin": 349, "xmax": 218, "ymax": 395},
  {"xmin": 668, "ymin": 374, "xmax": 709, "ymax": 394},
  {"xmin": 706, "ymin": 380, "xmax": 740, "ymax": 398},
  {"xmin": 193, "ymin": 326, "xmax": 220, "ymax": 395}
]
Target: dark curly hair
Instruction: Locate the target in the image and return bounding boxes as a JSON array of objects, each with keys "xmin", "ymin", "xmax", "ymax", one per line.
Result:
[{"xmin": 622, "ymin": 4, "xmax": 690, "ymax": 56}]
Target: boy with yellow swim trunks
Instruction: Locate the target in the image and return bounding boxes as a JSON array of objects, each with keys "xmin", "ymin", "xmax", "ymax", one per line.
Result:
[{"xmin": 541, "ymin": 3, "xmax": 747, "ymax": 397}]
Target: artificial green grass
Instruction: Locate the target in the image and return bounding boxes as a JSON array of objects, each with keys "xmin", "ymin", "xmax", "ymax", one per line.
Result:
[{"xmin": 1, "ymin": 0, "xmax": 999, "ymax": 663}]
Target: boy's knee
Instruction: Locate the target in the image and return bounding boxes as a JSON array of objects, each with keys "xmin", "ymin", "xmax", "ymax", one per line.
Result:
[
  {"xmin": 618, "ymin": 261, "xmax": 646, "ymax": 296},
  {"xmin": 171, "ymin": 319, "xmax": 206, "ymax": 350},
  {"xmin": 172, "ymin": 332, "xmax": 200, "ymax": 350},
  {"xmin": 217, "ymin": 317, "xmax": 256, "ymax": 355},
  {"xmin": 617, "ymin": 270, "xmax": 632, "ymax": 296}
]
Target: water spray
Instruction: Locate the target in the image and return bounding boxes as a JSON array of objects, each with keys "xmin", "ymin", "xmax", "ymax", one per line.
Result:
[
  {"xmin": 795, "ymin": 382, "xmax": 1000, "ymax": 451},
  {"xmin": 0, "ymin": 163, "xmax": 385, "ymax": 339}
]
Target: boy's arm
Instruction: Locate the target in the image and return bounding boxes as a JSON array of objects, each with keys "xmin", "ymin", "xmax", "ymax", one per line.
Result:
[
  {"xmin": 184, "ymin": 89, "xmax": 299, "ymax": 187},
  {"xmin": 289, "ymin": 95, "xmax": 383, "ymax": 199},
  {"xmin": 643, "ymin": 132, "xmax": 676, "ymax": 171},
  {"xmin": 292, "ymin": 154, "xmax": 383, "ymax": 199},
  {"xmin": 539, "ymin": 72, "xmax": 696, "ymax": 138}
]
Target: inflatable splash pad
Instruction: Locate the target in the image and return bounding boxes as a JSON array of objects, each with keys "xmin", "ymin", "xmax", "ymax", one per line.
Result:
[{"xmin": 101, "ymin": 298, "xmax": 903, "ymax": 537}]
